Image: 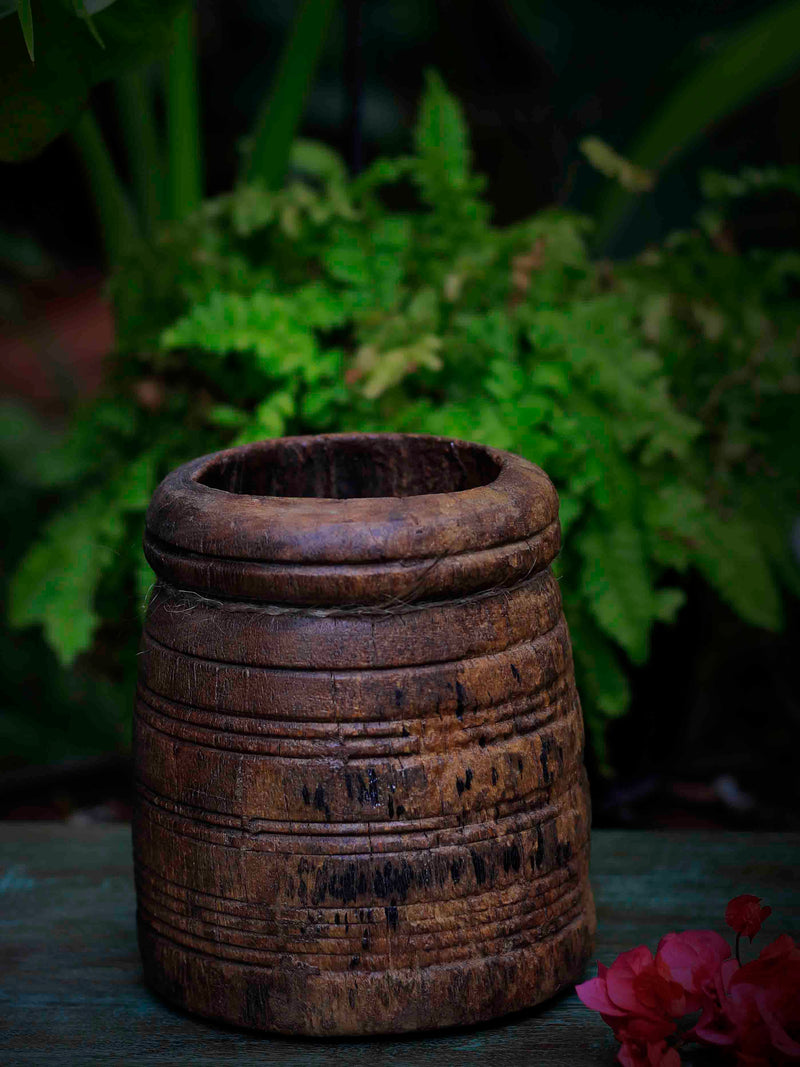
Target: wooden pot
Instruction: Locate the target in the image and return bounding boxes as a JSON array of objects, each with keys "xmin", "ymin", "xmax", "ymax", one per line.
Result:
[{"xmin": 133, "ymin": 432, "xmax": 595, "ymax": 1036}]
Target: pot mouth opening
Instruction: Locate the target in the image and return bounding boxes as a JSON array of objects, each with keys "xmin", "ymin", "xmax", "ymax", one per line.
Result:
[{"xmin": 195, "ymin": 434, "xmax": 502, "ymax": 499}]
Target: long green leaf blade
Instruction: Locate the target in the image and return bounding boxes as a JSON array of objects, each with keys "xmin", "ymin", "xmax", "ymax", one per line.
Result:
[
  {"xmin": 16, "ymin": 0, "xmax": 32, "ymax": 60},
  {"xmin": 115, "ymin": 65, "xmax": 165, "ymax": 235},
  {"xmin": 166, "ymin": 6, "xmax": 202, "ymax": 219},
  {"xmin": 242, "ymin": 0, "xmax": 336, "ymax": 189},
  {"xmin": 71, "ymin": 108, "xmax": 141, "ymax": 265}
]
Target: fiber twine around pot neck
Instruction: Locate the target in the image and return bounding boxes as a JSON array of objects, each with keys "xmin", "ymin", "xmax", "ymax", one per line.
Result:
[{"xmin": 146, "ymin": 539, "xmax": 546, "ymax": 619}]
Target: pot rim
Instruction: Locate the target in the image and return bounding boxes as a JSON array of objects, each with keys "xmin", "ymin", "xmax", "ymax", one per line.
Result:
[{"xmin": 146, "ymin": 433, "xmax": 558, "ymax": 568}]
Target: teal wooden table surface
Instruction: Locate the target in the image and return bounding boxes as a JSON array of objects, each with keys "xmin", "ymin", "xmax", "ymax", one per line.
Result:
[{"xmin": 1, "ymin": 826, "xmax": 797, "ymax": 1066}]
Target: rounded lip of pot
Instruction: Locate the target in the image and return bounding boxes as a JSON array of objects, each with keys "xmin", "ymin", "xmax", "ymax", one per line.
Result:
[{"xmin": 145, "ymin": 433, "xmax": 560, "ymax": 568}]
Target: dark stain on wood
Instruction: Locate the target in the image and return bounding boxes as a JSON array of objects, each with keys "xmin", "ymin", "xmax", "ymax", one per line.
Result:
[
  {"xmin": 356, "ymin": 769, "xmax": 380, "ymax": 808},
  {"xmin": 503, "ymin": 843, "xmax": 522, "ymax": 874},
  {"xmin": 470, "ymin": 849, "xmax": 487, "ymax": 885},
  {"xmin": 540, "ymin": 736, "xmax": 554, "ymax": 785},
  {"xmin": 313, "ymin": 785, "xmax": 330, "ymax": 820},
  {"xmin": 133, "ymin": 432, "xmax": 595, "ymax": 1036},
  {"xmin": 455, "ymin": 681, "xmax": 467, "ymax": 720},
  {"xmin": 456, "ymin": 768, "xmax": 474, "ymax": 795},
  {"xmin": 534, "ymin": 823, "xmax": 546, "ymax": 870}
]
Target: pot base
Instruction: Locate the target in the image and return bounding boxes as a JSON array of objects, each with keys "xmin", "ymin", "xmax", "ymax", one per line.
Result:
[{"xmin": 138, "ymin": 893, "xmax": 595, "ymax": 1037}]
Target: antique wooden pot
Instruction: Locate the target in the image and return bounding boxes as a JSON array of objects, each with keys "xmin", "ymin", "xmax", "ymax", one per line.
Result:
[{"xmin": 133, "ymin": 432, "xmax": 595, "ymax": 1036}]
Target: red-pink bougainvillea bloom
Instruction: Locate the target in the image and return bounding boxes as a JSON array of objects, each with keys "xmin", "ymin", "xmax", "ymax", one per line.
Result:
[
  {"xmin": 577, "ymin": 896, "xmax": 797, "ymax": 1065},
  {"xmin": 726, "ymin": 895, "xmax": 773, "ymax": 941},
  {"xmin": 576, "ymin": 945, "xmax": 685, "ymax": 1045},
  {"xmin": 692, "ymin": 957, "xmax": 742, "ymax": 1048},
  {"xmin": 657, "ymin": 929, "xmax": 732, "ymax": 1011},
  {"xmin": 696, "ymin": 934, "xmax": 800, "ymax": 1064}
]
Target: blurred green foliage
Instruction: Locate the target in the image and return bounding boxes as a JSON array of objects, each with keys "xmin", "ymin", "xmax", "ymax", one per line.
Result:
[
  {"xmin": 592, "ymin": 0, "xmax": 800, "ymax": 248},
  {"xmin": 0, "ymin": 0, "xmax": 190, "ymax": 161},
  {"xmin": 0, "ymin": 401, "xmax": 134, "ymax": 766},
  {"xmin": 8, "ymin": 74, "xmax": 800, "ymax": 766}
]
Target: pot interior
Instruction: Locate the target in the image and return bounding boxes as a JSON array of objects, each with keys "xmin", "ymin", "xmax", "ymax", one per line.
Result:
[{"xmin": 197, "ymin": 435, "xmax": 501, "ymax": 499}]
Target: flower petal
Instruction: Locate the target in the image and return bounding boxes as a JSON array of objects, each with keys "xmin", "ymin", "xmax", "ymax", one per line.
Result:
[
  {"xmin": 606, "ymin": 946, "xmax": 656, "ymax": 1012},
  {"xmin": 755, "ymin": 989, "xmax": 800, "ymax": 1058},
  {"xmin": 576, "ymin": 976, "xmax": 627, "ymax": 1016}
]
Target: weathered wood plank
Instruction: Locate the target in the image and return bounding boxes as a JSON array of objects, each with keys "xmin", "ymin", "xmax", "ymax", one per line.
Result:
[{"xmin": 1, "ymin": 827, "xmax": 797, "ymax": 1064}]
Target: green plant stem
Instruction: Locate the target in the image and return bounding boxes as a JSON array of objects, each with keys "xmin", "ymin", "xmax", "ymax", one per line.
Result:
[
  {"xmin": 115, "ymin": 67, "xmax": 165, "ymax": 237},
  {"xmin": 594, "ymin": 0, "xmax": 800, "ymax": 251},
  {"xmin": 166, "ymin": 6, "xmax": 202, "ymax": 219},
  {"xmin": 71, "ymin": 109, "xmax": 140, "ymax": 267},
  {"xmin": 242, "ymin": 0, "xmax": 336, "ymax": 189}
]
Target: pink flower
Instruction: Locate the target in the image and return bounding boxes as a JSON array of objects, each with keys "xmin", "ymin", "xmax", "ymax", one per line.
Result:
[
  {"xmin": 695, "ymin": 935, "xmax": 800, "ymax": 1064},
  {"xmin": 657, "ymin": 929, "xmax": 732, "ymax": 1011},
  {"xmin": 577, "ymin": 945, "xmax": 685, "ymax": 1048},
  {"xmin": 726, "ymin": 895, "xmax": 773, "ymax": 941},
  {"xmin": 728, "ymin": 935, "xmax": 800, "ymax": 1063},
  {"xmin": 576, "ymin": 895, "xmax": 795, "ymax": 1067},
  {"xmin": 693, "ymin": 957, "xmax": 742, "ymax": 1048}
]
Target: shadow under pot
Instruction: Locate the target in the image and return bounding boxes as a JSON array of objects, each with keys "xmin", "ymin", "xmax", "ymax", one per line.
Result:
[{"xmin": 133, "ymin": 432, "xmax": 595, "ymax": 1036}]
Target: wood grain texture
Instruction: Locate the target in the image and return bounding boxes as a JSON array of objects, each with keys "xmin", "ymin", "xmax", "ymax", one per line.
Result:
[
  {"xmin": 134, "ymin": 433, "xmax": 594, "ymax": 1035},
  {"xmin": 1, "ymin": 826, "xmax": 798, "ymax": 1066}
]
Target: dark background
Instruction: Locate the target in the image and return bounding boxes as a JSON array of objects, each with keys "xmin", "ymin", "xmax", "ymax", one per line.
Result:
[{"xmin": 1, "ymin": 0, "xmax": 799, "ymax": 829}]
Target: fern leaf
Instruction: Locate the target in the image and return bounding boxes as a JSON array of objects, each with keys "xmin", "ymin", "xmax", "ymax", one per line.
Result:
[
  {"xmin": 647, "ymin": 483, "xmax": 783, "ymax": 630},
  {"xmin": 8, "ymin": 453, "xmax": 158, "ymax": 665},
  {"xmin": 697, "ymin": 512, "xmax": 784, "ymax": 631},
  {"xmin": 578, "ymin": 518, "xmax": 655, "ymax": 665},
  {"xmin": 9, "ymin": 491, "xmax": 124, "ymax": 665},
  {"xmin": 413, "ymin": 70, "xmax": 471, "ymax": 197}
]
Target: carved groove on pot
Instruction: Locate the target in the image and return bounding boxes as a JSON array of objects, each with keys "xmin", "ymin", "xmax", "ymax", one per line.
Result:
[{"xmin": 133, "ymin": 432, "xmax": 595, "ymax": 1036}]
